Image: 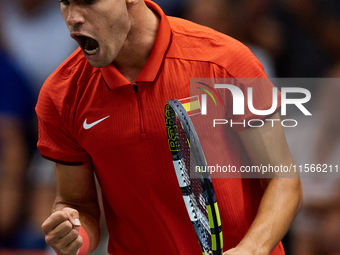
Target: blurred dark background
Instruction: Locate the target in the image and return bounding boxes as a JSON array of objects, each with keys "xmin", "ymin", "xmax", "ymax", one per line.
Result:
[{"xmin": 0, "ymin": 0, "xmax": 340, "ymax": 254}]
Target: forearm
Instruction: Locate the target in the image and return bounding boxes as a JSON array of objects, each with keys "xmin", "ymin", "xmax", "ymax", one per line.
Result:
[
  {"xmin": 236, "ymin": 178, "xmax": 302, "ymax": 254},
  {"xmin": 50, "ymin": 163, "xmax": 102, "ymax": 254},
  {"xmin": 233, "ymin": 113, "xmax": 303, "ymax": 254}
]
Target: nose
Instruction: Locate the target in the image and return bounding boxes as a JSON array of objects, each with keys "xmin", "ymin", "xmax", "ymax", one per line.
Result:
[{"xmin": 65, "ymin": 4, "xmax": 85, "ymax": 27}]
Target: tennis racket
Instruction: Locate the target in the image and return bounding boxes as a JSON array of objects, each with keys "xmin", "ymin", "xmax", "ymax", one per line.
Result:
[{"xmin": 165, "ymin": 99, "xmax": 223, "ymax": 255}]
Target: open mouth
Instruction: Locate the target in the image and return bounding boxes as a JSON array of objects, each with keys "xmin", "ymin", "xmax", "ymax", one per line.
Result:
[{"xmin": 76, "ymin": 35, "xmax": 99, "ymax": 55}]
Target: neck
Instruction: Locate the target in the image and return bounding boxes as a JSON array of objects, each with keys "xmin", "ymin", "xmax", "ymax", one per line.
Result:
[{"xmin": 113, "ymin": 1, "xmax": 160, "ymax": 83}]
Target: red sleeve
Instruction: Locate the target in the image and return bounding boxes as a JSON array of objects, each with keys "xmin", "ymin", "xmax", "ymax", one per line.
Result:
[
  {"xmin": 223, "ymin": 77, "xmax": 281, "ymax": 132},
  {"xmin": 210, "ymin": 38, "xmax": 282, "ymax": 132},
  {"xmin": 36, "ymin": 84, "xmax": 91, "ymax": 165}
]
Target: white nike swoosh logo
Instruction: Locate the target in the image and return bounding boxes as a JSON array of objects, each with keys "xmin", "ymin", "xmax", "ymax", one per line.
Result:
[{"xmin": 83, "ymin": 116, "xmax": 110, "ymax": 130}]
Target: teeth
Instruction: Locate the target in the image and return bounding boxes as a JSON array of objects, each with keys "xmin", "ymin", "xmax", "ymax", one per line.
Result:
[
  {"xmin": 84, "ymin": 47, "xmax": 99, "ymax": 55},
  {"xmin": 84, "ymin": 38, "xmax": 99, "ymax": 55}
]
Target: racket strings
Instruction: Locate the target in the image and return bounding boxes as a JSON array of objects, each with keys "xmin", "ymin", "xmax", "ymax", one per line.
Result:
[
  {"xmin": 166, "ymin": 101, "xmax": 222, "ymax": 255},
  {"xmin": 175, "ymin": 115, "xmax": 212, "ymax": 249}
]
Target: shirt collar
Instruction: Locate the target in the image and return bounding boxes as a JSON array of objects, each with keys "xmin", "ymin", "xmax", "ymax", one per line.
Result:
[{"xmin": 100, "ymin": 0, "xmax": 171, "ymax": 90}]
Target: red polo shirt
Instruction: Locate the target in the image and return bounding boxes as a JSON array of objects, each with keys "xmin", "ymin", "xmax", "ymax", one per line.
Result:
[{"xmin": 36, "ymin": 1, "xmax": 284, "ymax": 254}]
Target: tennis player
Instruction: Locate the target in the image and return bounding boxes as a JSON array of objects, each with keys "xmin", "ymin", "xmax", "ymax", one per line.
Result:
[{"xmin": 37, "ymin": 0, "xmax": 302, "ymax": 254}]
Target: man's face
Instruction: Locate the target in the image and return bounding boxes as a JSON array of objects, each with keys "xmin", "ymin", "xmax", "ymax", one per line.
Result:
[{"xmin": 60, "ymin": 0, "xmax": 132, "ymax": 67}]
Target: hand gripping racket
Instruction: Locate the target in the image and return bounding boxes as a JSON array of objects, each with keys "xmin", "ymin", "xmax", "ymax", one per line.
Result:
[{"xmin": 165, "ymin": 99, "xmax": 223, "ymax": 255}]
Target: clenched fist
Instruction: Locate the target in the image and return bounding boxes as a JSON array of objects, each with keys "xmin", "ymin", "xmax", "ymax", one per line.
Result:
[{"xmin": 42, "ymin": 207, "xmax": 84, "ymax": 255}]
